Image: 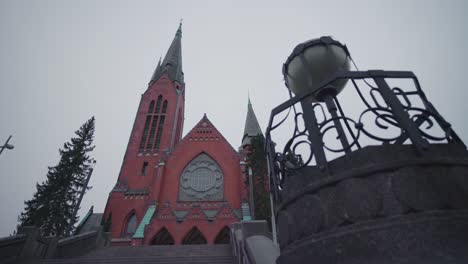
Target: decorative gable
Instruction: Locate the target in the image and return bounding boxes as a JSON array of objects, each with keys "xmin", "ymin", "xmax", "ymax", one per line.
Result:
[{"xmin": 186, "ymin": 115, "xmax": 218, "ymax": 141}]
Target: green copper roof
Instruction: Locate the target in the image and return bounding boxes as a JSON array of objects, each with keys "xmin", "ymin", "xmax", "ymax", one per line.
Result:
[
  {"xmin": 150, "ymin": 23, "xmax": 184, "ymax": 84},
  {"xmin": 132, "ymin": 205, "xmax": 156, "ymax": 239}
]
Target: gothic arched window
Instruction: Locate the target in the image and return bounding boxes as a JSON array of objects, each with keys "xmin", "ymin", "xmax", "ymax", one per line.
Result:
[
  {"xmin": 182, "ymin": 226, "xmax": 207, "ymax": 244},
  {"xmin": 148, "ymin": 100, "xmax": 155, "ymax": 113},
  {"xmin": 162, "ymin": 100, "xmax": 168, "ymax": 113},
  {"xmin": 146, "ymin": 96, "xmax": 163, "ymax": 149},
  {"xmin": 139, "ymin": 95, "xmax": 169, "ymax": 152},
  {"xmin": 151, "ymin": 227, "xmax": 175, "ymax": 245},
  {"xmin": 139, "ymin": 100, "xmax": 156, "ymax": 151},
  {"xmin": 214, "ymin": 226, "xmax": 230, "ymax": 244},
  {"xmin": 146, "ymin": 115, "xmax": 159, "ymax": 149},
  {"xmin": 155, "ymin": 95, "xmax": 163, "ymax": 113},
  {"xmin": 154, "ymin": 100, "xmax": 168, "ymax": 150},
  {"xmin": 139, "ymin": 116, "xmax": 151, "ymax": 151},
  {"xmin": 124, "ymin": 212, "xmax": 137, "ymax": 237}
]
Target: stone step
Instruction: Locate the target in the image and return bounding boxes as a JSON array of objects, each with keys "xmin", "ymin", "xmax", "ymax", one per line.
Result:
[
  {"xmin": 81, "ymin": 244, "xmax": 233, "ymax": 258},
  {"xmin": 38, "ymin": 255, "xmax": 235, "ymax": 264},
  {"xmin": 17, "ymin": 244, "xmax": 235, "ymax": 264}
]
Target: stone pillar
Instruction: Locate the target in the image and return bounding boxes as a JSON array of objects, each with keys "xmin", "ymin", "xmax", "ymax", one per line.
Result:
[{"xmin": 276, "ymin": 144, "xmax": 468, "ymax": 263}]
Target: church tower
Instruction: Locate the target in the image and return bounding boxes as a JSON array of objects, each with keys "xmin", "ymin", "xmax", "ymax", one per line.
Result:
[
  {"xmin": 115, "ymin": 23, "xmax": 185, "ymax": 191},
  {"xmin": 102, "ymin": 24, "xmax": 249, "ymax": 246}
]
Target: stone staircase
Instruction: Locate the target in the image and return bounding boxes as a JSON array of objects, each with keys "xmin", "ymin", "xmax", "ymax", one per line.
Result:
[{"xmin": 28, "ymin": 244, "xmax": 235, "ymax": 264}]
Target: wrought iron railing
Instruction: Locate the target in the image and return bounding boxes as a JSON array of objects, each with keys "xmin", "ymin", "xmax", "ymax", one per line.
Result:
[{"xmin": 265, "ymin": 70, "xmax": 465, "ymax": 202}]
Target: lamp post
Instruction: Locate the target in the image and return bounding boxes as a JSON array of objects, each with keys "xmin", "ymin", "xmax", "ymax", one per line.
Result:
[
  {"xmin": 282, "ymin": 37, "xmax": 352, "ymax": 171},
  {"xmin": 282, "ymin": 36, "xmax": 350, "ymax": 101},
  {"xmin": 266, "ymin": 36, "xmax": 468, "ymax": 263},
  {"xmin": 0, "ymin": 135, "xmax": 14, "ymax": 156},
  {"xmin": 247, "ymin": 167, "xmax": 255, "ymax": 220}
]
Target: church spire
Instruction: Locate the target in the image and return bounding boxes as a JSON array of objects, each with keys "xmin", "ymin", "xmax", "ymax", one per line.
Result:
[
  {"xmin": 242, "ymin": 97, "xmax": 263, "ymax": 147},
  {"xmin": 150, "ymin": 22, "xmax": 184, "ymax": 84}
]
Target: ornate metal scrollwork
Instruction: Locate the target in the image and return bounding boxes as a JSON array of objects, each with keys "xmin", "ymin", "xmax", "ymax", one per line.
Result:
[
  {"xmin": 320, "ymin": 116, "xmax": 361, "ymax": 153},
  {"xmin": 265, "ymin": 70, "xmax": 464, "ymax": 200}
]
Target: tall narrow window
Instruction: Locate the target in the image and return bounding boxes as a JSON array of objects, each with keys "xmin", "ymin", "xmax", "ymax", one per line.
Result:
[
  {"xmin": 175, "ymin": 109, "xmax": 183, "ymax": 145},
  {"xmin": 146, "ymin": 95, "xmax": 163, "ymax": 150},
  {"xmin": 148, "ymin": 100, "xmax": 155, "ymax": 113},
  {"xmin": 162, "ymin": 100, "xmax": 168, "ymax": 113},
  {"xmin": 153, "ymin": 100, "xmax": 168, "ymax": 150},
  {"xmin": 124, "ymin": 213, "xmax": 137, "ymax": 237},
  {"xmin": 154, "ymin": 115, "xmax": 165, "ymax": 150},
  {"xmin": 139, "ymin": 116, "xmax": 152, "ymax": 150},
  {"xmin": 155, "ymin": 95, "xmax": 163, "ymax": 113},
  {"xmin": 140, "ymin": 95, "xmax": 165, "ymax": 152},
  {"xmin": 146, "ymin": 115, "xmax": 159, "ymax": 149},
  {"xmin": 141, "ymin": 162, "xmax": 148, "ymax": 176}
]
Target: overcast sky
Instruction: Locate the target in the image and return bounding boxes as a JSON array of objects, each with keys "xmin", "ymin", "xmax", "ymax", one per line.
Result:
[{"xmin": 0, "ymin": 0, "xmax": 467, "ymax": 237}]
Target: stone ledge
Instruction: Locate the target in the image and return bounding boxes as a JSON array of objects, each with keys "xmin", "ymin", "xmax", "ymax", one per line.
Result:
[
  {"xmin": 278, "ymin": 210, "xmax": 468, "ymax": 264},
  {"xmin": 277, "ymin": 144, "xmax": 468, "ymax": 248},
  {"xmin": 111, "ymin": 238, "xmax": 132, "ymax": 242},
  {"xmin": 280, "ymin": 144, "xmax": 468, "ymax": 204},
  {"xmin": 0, "ymin": 234, "xmax": 26, "ymax": 246},
  {"xmin": 58, "ymin": 231, "xmax": 97, "ymax": 246}
]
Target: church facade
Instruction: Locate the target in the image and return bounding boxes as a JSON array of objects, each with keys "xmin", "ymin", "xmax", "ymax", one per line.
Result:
[{"xmin": 101, "ymin": 24, "xmax": 262, "ymax": 246}]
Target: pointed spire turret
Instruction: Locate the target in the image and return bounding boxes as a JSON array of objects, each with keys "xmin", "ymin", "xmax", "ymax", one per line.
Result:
[
  {"xmin": 150, "ymin": 23, "xmax": 184, "ymax": 84},
  {"xmin": 242, "ymin": 97, "xmax": 263, "ymax": 147},
  {"xmin": 150, "ymin": 57, "xmax": 162, "ymax": 83}
]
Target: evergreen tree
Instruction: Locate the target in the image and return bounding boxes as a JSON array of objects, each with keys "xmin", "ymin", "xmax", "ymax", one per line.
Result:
[
  {"xmin": 19, "ymin": 117, "xmax": 96, "ymax": 237},
  {"xmin": 246, "ymin": 135, "xmax": 272, "ymax": 227}
]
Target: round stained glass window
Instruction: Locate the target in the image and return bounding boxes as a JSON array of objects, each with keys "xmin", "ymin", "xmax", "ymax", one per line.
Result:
[
  {"xmin": 189, "ymin": 167, "xmax": 216, "ymax": 191},
  {"xmin": 179, "ymin": 153, "xmax": 224, "ymax": 201}
]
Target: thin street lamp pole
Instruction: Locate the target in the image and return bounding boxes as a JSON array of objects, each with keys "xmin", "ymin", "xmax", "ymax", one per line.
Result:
[
  {"xmin": 248, "ymin": 167, "xmax": 255, "ymax": 220},
  {"xmin": 269, "ymin": 192, "xmax": 277, "ymax": 245},
  {"xmin": 0, "ymin": 135, "xmax": 14, "ymax": 156}
]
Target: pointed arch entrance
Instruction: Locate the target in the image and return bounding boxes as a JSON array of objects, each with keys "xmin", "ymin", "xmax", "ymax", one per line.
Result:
[
  {"xmin": 151, "ymin": 227, "xmax": 175, "ymax": 245},
  {"xmin": 182, "ymin": 226, "xmax": 207, "ymax": 244},
  {"xmin": 214, "ymin": 226, "xmax": 230, "ymax": 244}
]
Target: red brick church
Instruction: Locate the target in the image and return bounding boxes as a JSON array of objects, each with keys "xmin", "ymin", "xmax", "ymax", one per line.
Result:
[{"xmin": 97, "ymin": 23, "xmax": 263, "ymax": 246}]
